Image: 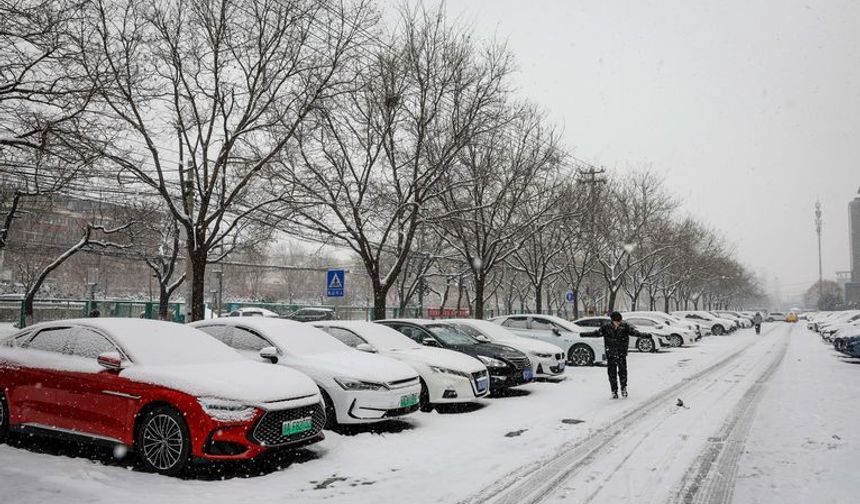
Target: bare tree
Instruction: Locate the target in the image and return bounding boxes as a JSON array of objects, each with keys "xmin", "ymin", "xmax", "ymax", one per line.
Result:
[
  {"xmin": 434, "ymin": 104, "xmax": 563, "ymax": 319},
  {"xmin": 75, "ymin": 0, "xmax": 374, "ymax": 320},
  {"xmin": 276, "ymin": 5, "xmax": 511, "ymax": 319}
]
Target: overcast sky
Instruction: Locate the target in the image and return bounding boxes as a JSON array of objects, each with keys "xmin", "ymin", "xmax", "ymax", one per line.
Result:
[{"xmin": 415, "ymin": 0, "xmax": 860, "ymax": 298}]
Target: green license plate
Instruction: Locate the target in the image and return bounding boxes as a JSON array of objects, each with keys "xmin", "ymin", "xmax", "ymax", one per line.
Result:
[
  {"xmin": 282, "ymin": 417, "xmax": 313, "ymax": 436},
  {"xmin": 400, "ymin": 393, "xmax": 419, "ymax": 408}
]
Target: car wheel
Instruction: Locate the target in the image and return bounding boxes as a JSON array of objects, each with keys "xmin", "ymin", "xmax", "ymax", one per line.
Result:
[
  {"xmin": 669, "ymin": 335, "xmax": 683, "ymax": 348},
  {"xmin": 0, "ymin": 390, "xmax": 8, "ymax": 443},
  {"xmin": 320, "ymin": 389, "xmax": 337, "ymax": 429},
  {"xmin": 766, "ymin": 318, "xmax": 774, "ymax": 323},
  {"xmin": 419, "ymin": 379, "xmax": 433, "ymax": 413},
  {"xmin": 136, "ymin": 406, "xmax": 191, "ymax": 476},
  {"xmin": 712, "ymin": 324, "xmax": 725, "ymax": 335},
  {"xmin": 636, "ymin": 337, "xmax": 655, "ymax": 353},
  {"xmin": 568, "ymin": 344, "xmax": 595, "ymax": 366}
]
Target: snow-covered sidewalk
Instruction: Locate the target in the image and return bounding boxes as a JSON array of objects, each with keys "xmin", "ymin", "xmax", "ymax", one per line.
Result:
[{"xmin": 5, "ymin": 325, "xmax": 851, "ymax": 504}]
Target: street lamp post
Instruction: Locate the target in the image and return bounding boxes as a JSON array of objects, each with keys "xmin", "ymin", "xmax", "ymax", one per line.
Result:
[{"xmin": 815, "ymin": 201, "xmax": 823, "ymax": 304}]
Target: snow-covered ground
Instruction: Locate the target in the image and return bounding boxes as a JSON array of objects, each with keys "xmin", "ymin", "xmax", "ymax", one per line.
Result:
[{"xmin": 1, "ymin": 323, "xmax": 858, "ymax": 504}]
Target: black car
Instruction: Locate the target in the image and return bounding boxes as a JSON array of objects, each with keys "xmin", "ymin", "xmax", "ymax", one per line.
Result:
[
  {"xmin": 376, "ymin": 319, "xmax": 534, "ymax": 392},
  {"xmin": 285, "ymin": 307, "xmax": 336, "ymax": 322}
]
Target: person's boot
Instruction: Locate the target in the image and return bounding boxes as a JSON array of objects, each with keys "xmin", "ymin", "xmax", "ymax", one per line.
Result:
[
  {"xmin": 611, "ymin": 390, "xmax": 619, "ymax": 399},
  {"xmin": 621, "ymin": 388, "xmax": 628, "ymax": 398}
]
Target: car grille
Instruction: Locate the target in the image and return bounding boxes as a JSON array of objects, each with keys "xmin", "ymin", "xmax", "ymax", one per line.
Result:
[
  {"xmin": 250, "ymin": 403, "xmax": 325, "ymax": 447},
  {"xmin": 506, "ymin": 356, "xmax": 531, "ymax": 370},
  {"xmin": 386, "ymin": 377, "xmax": 420, "ymax": 390}
]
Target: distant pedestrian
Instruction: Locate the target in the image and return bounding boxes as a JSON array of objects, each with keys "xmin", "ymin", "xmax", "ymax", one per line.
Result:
[
  {"xmin": 589, "ymin": 311, "xmax": 644, "ymax": 399},
  {"xmin": 753, "ymin": 312, "xmax": 763, "ymax": 334}
]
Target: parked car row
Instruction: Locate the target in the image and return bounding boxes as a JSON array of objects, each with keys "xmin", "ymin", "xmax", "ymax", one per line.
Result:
[
  {"xmin": 0, "ymin": 310, "xmax": 754, "ymax": 477},
  {"xmin": 807, "ymin": 310, "xmax": 860, "ymax": 358}
]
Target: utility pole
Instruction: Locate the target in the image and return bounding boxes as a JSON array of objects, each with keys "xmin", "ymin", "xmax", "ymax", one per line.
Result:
[
  {"xmin": 575, "ymin": 164, "xmax": 606, "ymax": 315},
  {"xmin": 815, "ymin": 201, "xmax": 823, "ymax": 303}
]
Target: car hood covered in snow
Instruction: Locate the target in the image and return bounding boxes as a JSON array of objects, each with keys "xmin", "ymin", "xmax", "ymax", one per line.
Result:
[
  {"xmin": 287, "ymin": 350, "xmax": 419, "ymax": 384},
  {"xmin": 122, "ymin": 360, "xmax": 320, "ymax": 407},
  {"xmin": 383, "ymin": 346, "xmax": 486, "ymax": 373}
]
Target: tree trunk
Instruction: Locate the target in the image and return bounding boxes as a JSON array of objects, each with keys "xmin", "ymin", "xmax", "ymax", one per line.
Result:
[
  {"xmin": 534, "ymin": 282, "xmax": 543, "ymax": 313},
  {"xmin": 158, "ymin": 285, "xmax": 170, "ymax": 320},
  {"xmin": 189, "ymin": 250, "xmax": 207, "ymax": 321},
  {"xmin": 473, "ymin": 276, "xmax": 485, "ymax": 319},
  {"xmin": 606, "ymin": 288, "xmax": 618, "ymax": 312},
  {"xmin": 372, "ymin": 285, "xmax": 387, "ymax": 320}
]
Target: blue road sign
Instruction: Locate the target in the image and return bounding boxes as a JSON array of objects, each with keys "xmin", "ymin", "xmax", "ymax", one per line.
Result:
[
  {"xmin": 326, "ymin": 269, "xmax": 345, "ymax": 297},
  {"xmin": 564, "ymin": 291, "xmax": 576, "ymax": 304}
]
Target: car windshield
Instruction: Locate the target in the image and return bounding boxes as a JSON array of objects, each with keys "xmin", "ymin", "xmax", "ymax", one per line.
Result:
[
  {"xmin": 354, "ymin": 324, "xmax": 421, "ymax": 351},
  {"xmin": 426, "ymin": 324, "xmax": 480, "ymax": 345}
]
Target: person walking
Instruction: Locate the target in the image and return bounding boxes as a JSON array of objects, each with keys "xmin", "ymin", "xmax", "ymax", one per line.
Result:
[
  {"xmin": 591, "ymin": 311, "xmax": 643, "ymax": 399},
  {"xmin": 753, "ymin": 312, "xmax": 763, "ymax": 335}
]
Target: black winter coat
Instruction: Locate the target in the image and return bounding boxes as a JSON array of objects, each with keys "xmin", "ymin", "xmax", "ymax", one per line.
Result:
[{"xmin": 592, "ymin": 322, "xmax": 643, "ymax": 357}]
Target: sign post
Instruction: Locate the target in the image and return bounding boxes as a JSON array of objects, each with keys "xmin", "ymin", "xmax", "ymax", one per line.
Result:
[{"xmin": 326, "ymin": 269, "xmax": 345, "ymax": 298}]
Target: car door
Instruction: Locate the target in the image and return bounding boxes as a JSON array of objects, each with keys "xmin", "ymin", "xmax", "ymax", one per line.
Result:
[
  {"xmin": 527, "ymin": 317, "xmax": 563, "ymax": 345},
  {"xmin": 63, "ymin": 327, "xmax": 133, "ymax": 442},
  {"xmin": 17, "ymin": 327, "xmax": 76, "ymax": 429}
]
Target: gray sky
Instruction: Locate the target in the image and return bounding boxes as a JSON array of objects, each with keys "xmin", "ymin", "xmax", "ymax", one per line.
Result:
[{"xmin": 429, "ymin": 0, "xmax": 860, "ymax": 298}]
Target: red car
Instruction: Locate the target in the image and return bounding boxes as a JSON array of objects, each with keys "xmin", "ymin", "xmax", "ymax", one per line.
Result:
[{"xmin": 0, "ymin": 318, "xmax": 325, "ymax": 475}]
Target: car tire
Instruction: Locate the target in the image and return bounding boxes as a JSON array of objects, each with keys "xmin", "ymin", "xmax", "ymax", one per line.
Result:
[
  {"xmin": 136, "ymin": 405, "xmax": 191, "ymax": 477},
  {"xmin": 766, "ymin": 318, "xmax": 774, "ymax": 323},
  {"xmin": 419, "ymin": 379, "xmax": 433, "ymax": 413},
  {"xmin": 636, "ymin": 337, "xmax": 655, "ymax": 353},
  {"xmin": 320, "ymin": 389, "xmax": 337, "ymax": 429},
  {"xmin": 0, "ymin": 390, "xmax": 9, "ymax": 443},
  {"xmin": 712, "ymin": 324, "xmax": 725, "ymax": 336},
  {"xmin": 669, "ymin": 335, "xmax": 683, "ymax": 348},
  {"xmin": 568, "ymin": 344, "xmax": 595, "ymax": 366}
]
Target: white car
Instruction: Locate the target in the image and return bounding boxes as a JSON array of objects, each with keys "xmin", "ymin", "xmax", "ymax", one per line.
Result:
[
  {"xmin": 311, "ymin": 320, "xmax": 489, "ymax": 411},
  {"xmin": 489, "ymin": 314, "xmax": 606, "ymax": 366},
  {"xmin": 226, "ymin": 307, "xmax": 281, "ymax": 318},
  {"xmin": 624, "ymin": 311, "xmax": 703, "ymax": 341},
  {"xmin": 715, "ymin": 311, "xmax": 753, "ymax": 328},
  {"xmin": 447, "ymin": 318, "xmax": 566, "ymax": 379},
  {"xmin": 572, "ymin": 316, "xmax": 669, "ymax": 352},
  {"xmin": 191, "ymin": 318, "xmax": 421, "ymax": 426},
  {"xmin": 622, "ymin": 312, "xmax": 698, "ymax": 347},
  {"xmin": 672, "ymin": 311, "xmax": 736, "ymax": 335}
]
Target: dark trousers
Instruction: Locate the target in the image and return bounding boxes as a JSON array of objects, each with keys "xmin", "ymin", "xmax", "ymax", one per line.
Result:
[{"xmin": 607, "ymin": 353, "xmax": 627, "ymax": 392}]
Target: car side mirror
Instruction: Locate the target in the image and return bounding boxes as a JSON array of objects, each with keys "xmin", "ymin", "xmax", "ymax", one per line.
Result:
[
  {"xmin": 421, "ymin": 337, "xmax": 440, "ymax": 347},
  {"xmin": 97, "ymin": 351, "xmax": 125, "ymax": 371},
  {"xmin": 474, "ymin": 335, "xmax": 490, "ymax": 343},
  {"xmin": 259, "ymin": 346, "xmax": 279, "ymax": 364},
  {"xmin": 551, "ymin": 327, "xmax": 561, "ymax": 336},
  {"xmin": 356, "ymin": 343, "xmax": 377, "ymax": 353}
]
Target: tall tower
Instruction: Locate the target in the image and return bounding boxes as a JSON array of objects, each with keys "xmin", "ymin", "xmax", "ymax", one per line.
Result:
[{"xmin": 846, "ymin": 189, "xmax": 860, "ymax": 306}]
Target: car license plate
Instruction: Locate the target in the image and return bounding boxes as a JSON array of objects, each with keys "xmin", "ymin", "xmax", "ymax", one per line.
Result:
[
  {"xmin": 523, "ymin": 368, "xmax": 533, "ymax": 381},
  {"xmin": 476, "ymin": 377, "xmax": 489, "ymax": 393},
  {"xmin": 282, "ymin": 417, "xmax": 313, "ymax": 436},
  {"xmin": 400, "ymin": 393, "xmax": 419, "ymax": 408}
]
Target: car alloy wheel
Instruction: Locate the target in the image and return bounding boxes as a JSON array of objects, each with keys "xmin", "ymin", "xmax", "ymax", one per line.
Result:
[
  {"xmin": 137, "ymin": 407, "xmax": 190, "ymax": 476},
  {"xmin": 712, "ymin": 324, "xmax": 725, "ymax": 335},
  {"xmin": 636, "ymin": 337, "xmax": 655, "ymax": 353},
  {"xmin": 568, "ymin": 344, "xmax": 595, "ymax": 366},
  {"xmin": 669, "ymin": 335, "xmax": 683, "ymax": 347}
]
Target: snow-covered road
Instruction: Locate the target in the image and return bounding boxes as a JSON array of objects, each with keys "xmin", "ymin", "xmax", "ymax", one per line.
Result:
[{"xmin": 1, "ymin": 323, "xmax": 858, "ymax": 504}]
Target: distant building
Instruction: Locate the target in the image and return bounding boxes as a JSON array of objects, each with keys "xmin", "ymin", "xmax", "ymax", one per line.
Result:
[{"xmin": 846, "ymin": 189, "xmax": 860, "ymax": 306}]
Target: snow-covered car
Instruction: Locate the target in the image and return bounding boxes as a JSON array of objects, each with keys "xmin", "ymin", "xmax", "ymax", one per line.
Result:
[
  {"xmin": 766, "ymin": 312, "xmax": 787, "ymax": 322},
  {"xmin": 819, "ymin": 311, "xmax": 860, "ymax": 341},
  {"xmin": 311, "ymin": 320, "xmax": 489, "ymax": 411},
  {"xmin": 446, "ymin": 318, "xmax": 566, "ymax": 379},
  {"xmin": 190, "ymin": 318, "xmax": 421, "ymax": 426},
  {"xmin": 376, "ymin": 319, "xmax": 531, "ymax": 393},
  {"xmin": 672, "ymin": 311, "xmax": 736, "ymax": 335},
  {"xmin": 226, "ymin": 307, "xmax": 281, "ymax": 318},
  {"xmin": 489, "ymin": 314, "xmax": 606, "ymax": 366},
  {"xmin": 285, "ymin": 307, "xmax": 336, "ymax": 322},
  {"xmin": 573, "ymin": 316, "xmax": 668, "ymax": 352},
  {"xmin": 0, "ymin": 319, "xmax": 325, "ymax": 476},
  {"xmin": 714, "ymin": 311, "xmax": 753, "ymax": 328},
  {"xmin": 624, "ymin": 311, "xmax": 704, "ymax": 341},
  {"xmin": 623, "ymin": 314, "xmax": 696, "ymax": 347}
]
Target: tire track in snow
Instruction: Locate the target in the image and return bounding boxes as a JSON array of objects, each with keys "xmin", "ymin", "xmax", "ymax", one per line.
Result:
[
  {"xmin": 671, "ymin": 325, "xmax": 792, "ymax": 504},
  {"xmin": 459, "ymin": 325, "xmax": 786, "ymax": 504}
]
